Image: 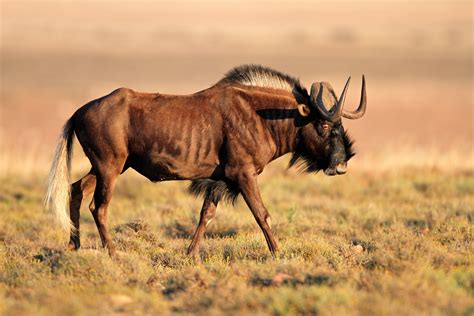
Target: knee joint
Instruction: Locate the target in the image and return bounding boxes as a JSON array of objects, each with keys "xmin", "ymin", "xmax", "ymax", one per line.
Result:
[{"xmin": 265, "ymin": 216, "xmax": 272, "ymax": 228}]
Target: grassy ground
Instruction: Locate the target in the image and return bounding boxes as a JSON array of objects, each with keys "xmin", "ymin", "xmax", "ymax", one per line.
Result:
[{"xmin": 0, "ymin": 161, "xmax": 472, "ymax": 315}]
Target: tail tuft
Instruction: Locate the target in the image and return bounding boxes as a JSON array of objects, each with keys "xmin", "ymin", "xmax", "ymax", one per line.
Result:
[{"xmin": 44, "ymin": 118, "xmax": 75, "ymax": 232}]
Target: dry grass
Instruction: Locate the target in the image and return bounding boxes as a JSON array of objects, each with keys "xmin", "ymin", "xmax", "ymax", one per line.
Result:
[{"xmin": 0, "ymin": 157, "xmax": 473, "ymax": 315}]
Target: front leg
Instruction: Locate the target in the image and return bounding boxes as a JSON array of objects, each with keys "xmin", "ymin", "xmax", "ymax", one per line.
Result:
[{"xmin": 236, "ymin": 171, "xmax": 279, "ymax": 256}]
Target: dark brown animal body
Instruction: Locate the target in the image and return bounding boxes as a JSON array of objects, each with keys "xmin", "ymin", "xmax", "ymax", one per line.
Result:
[{"xmin": 45, "ymin": 65, "xmax": 366, "ymax": 257}]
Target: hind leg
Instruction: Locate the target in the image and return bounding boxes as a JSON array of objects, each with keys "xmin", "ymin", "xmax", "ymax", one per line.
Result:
[
  {"xmin": 89, "ymin": 166, "xmax": 122, "ymax": 256},
  {"xmin": 68, "ymin": 170, "xmax": 97, "ymax": 250},
  {"xmin": 187, "ymin": 194, "xmax": 219, "ymax": 257}
]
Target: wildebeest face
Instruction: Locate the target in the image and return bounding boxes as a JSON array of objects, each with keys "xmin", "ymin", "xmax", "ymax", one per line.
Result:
[
  {"xmin": 291, "ymin": 119, "xmax": 354, "ymax": 175},
  {"xmin": 293, "ymin": 76, "xmax": 366, "ymax": 175},
  {"xmin": 315, "ymin": 120, "xmax": 355, "ymax": 175}
]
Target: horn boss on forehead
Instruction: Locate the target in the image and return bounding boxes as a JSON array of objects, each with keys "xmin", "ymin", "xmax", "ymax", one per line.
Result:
[
  {"xmin": 311, "ymin": 82, "xmax": 338, "ymax": 109},
  {"xmin": 310, "ymin": 78, "xmax": 351, "ymax": 122},
  {"xmin": 310, "ymin": 76, "xmax": 366, "ymax": 121}
]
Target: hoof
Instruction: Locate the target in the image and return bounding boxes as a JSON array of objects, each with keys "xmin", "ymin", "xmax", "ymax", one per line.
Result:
[
  {"xmin": 108, "ymin": 248, "xmax": 117, "ymax": 258},
  {"xmin": 68, "ymin": 241, "xmax": 80, "ymax": 251},
  {"xmin": 187, "ymin": 249, "xmax": 202, "ymax": 263}
]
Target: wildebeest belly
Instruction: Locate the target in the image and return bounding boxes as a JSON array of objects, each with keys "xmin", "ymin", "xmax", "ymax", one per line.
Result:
[{"xmin": 127, "ymin": 141, "xmax": 222, "ymax": 182}]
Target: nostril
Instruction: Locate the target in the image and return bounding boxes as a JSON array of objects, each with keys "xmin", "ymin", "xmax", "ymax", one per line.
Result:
[{"xmin": 336, "ymin": 162, "xmax": 347, "ymax": 174}]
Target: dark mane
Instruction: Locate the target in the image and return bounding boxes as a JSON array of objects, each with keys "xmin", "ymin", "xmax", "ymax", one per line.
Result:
[{"xmin": 219, "ymin": 64, "xmax": 309, "ymax": 101}]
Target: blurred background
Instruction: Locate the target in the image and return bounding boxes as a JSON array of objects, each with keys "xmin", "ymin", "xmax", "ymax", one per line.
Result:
[{"xmin": 0, "ymin": 0, "xmax": 472, "ymax": 175}]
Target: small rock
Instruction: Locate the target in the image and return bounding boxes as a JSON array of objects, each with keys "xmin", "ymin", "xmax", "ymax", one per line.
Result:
[
  {"xmin": 351, "ymin": 245, "xmax": 364, "ymax": 254},
  {"xmin": 13, "ymin": 192, "xmax": 24, "ymax": 201},
  {"xmin": 109, "ymin": 294, "xmax": 133, "ymax": 306}
]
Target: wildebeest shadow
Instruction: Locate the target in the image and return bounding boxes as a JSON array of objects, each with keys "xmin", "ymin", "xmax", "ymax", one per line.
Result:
[
  {"xmin": 251, "ymin": 273, "xmax": 335, "ymax": 287},
  {"xmin": 114, "ymin": 220, "xmax": 149, "ymax": 234},
  {"xmin": 163, "ymin": 221, "xmax": 192, "ymax": 238},
  {"xmin": 33, "ymin": 247, "xmax": 63, "ymax": 261},
  {"xmin": 207, "ymin": 229, "xmax": 238, "ymax": 238},
  {"xmin": 163, "ymin": 220, "xmax": 238, "ymax": 239},
  {"xmin": 32, "ymin": 247, "xmax": 64, "ymax": 272}
]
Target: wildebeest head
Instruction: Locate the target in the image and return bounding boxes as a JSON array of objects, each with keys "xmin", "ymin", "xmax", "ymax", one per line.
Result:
[{"xmin": 291, "ymin": 76, "xmax": 367, "ymax": 175}]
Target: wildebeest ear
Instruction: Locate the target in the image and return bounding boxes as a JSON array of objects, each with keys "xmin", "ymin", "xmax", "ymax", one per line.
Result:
[{"xmin": 297, "ymin": 104, "xmax": 311, "ymax": 117}]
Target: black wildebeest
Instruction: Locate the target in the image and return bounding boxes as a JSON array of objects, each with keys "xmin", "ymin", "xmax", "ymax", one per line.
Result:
[{"xmin": 45, "ymin": 65, "xmax": 366, "ymax": 257}]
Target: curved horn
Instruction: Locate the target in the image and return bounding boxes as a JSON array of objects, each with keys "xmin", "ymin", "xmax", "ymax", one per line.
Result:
[
  {"xmin": 342, "ymin": 75, "xmax": 367, "ymax": 119},
  {"xmin": 335, "ymin": 76, "xmax": 351, "ymax": 118},
  {"xmin": 310, "ymin": 77, "xmax": 350, "ymax": 122}
]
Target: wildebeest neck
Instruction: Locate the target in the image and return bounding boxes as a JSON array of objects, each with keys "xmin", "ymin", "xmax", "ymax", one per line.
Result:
[
  {"xmin": 255, "ymin": 108, "xmax": 300, "ymax": 159},
  {"xmin": 234, "ymin": 85, "xmax": 305, "ymax": 160}
]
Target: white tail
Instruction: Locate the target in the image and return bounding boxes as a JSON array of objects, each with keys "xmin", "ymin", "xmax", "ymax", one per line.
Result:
[{"xmin": 44, "ymin": 118, "xmax": 75, "ymax": 232}]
